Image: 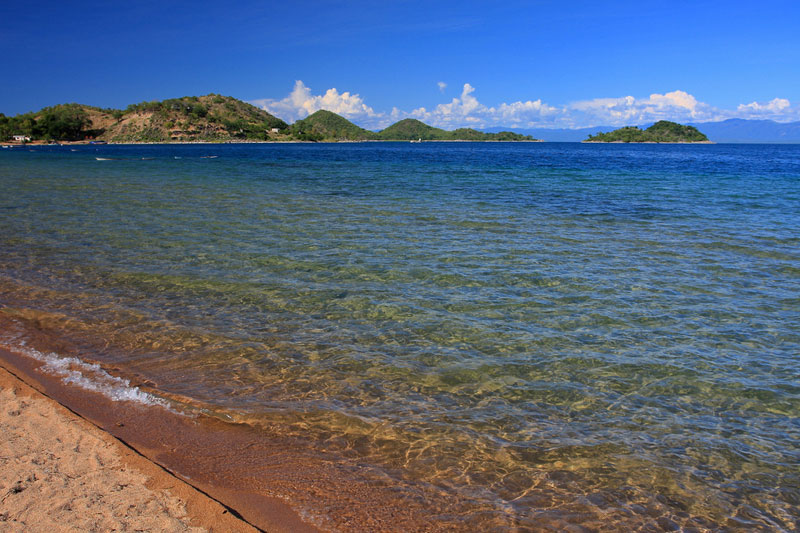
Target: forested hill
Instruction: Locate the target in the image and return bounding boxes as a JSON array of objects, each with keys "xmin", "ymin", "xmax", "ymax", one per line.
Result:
[
  {"xmin": 377, "ymin": 118, "xmax": 537, "ymax": 141},
  {"xmin": 378, "ymin": 119, "xmax": 441, "ymax": 140},
  {"xmin": 584, "ymin": 121, "xmax": 710, "ymax": 143},
  {"xmin": 290, "ymin": 110, "xmax": 378, "ymax": 141}
]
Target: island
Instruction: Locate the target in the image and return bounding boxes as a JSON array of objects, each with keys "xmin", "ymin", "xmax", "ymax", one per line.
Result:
[
  {"xmin": 583, "ymin": 121, "xmax": 711, "ymax": 143},
  {"xmin": 0, "ymin": 95, "xmax": 540, "ymax": 144}
]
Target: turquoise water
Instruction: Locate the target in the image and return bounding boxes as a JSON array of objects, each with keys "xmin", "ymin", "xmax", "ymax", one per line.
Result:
[{"xmin": 1, "ymin": 142, "xmax": 798, "ymax": 530}]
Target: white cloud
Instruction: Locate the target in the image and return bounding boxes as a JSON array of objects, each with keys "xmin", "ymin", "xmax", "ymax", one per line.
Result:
[
  {"xmin": 737, "ymin": 98, "xmax": 791, "ymax": 115},
  {"xmin": 434, "ymin": 83, "xmax": 483, "ymax": 117},
  {"xmin": 568, "ymin": 90, "xmax": 721, "ymax": 126},
  {"xmin": 251, "ymin": 80, "xmax": 380, "ymax": 124},
  {"xmin": 253, "ymin": 82, "xmax": 800, "ymax": 130},
  {"xmin": 437, "ymin": 81, "xmax": 447, "ymax": 93},
  {"xmin": 494, "ymin": 100, "xmax": 559, "ymax": 125},
  {"xmin": 649, "ymin": 90, "xmax": 700, "ymax": 112},
  {"xmin": 409, "ymin": 83, "xmax": 558, "ymax": 128}
]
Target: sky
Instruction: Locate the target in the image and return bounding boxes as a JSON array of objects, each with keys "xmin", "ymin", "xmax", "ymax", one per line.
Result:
[{"xmin": 1, "ymin": 0, "xmax": 798, "ymax": 130}]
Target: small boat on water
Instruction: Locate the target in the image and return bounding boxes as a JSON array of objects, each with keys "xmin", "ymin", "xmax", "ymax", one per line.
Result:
[
  {"xmin": 410, "ymin": 138, "xmax": 422, "ymax": 143},
  {"xmin": 96, "ymin": 156, "xmax": 155, "ymax": 161}
]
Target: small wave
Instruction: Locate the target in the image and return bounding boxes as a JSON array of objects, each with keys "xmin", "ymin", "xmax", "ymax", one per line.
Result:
[{"xmin": 2, "ymin": 337, "xmax": 171, "ymax": 409}]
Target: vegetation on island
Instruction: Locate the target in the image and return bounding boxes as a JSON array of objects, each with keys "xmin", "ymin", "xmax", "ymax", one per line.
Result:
[
  {"xmin": 278, "ymin": 113, "xmax": 538, "ymax": 142},
  {"xmin": 377, "ymin": 118, "xmax": 536, "ymax": 141},
  {"xmin": 584, "ymin": 121, "xmax": 709, "ymax": 143},
  {"xmin": 378, "ymin": 119, "xmax": 440, "ymax": 140},
  {"xmin": 290, "ymin": 110, "xmax": 377, "ymax": 141},
  {"xmin": 1, "ymin": 95, "xmax": 540, "ymax": 143},
  {"xmin": 0, "ymin": 104, "xmax": 97, "ymax": 142}
]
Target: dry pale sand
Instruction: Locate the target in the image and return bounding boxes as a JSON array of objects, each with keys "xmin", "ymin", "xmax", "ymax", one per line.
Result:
[{"xmin": 0, "ymin": 367, "xmax": 258, "ymax": 533}]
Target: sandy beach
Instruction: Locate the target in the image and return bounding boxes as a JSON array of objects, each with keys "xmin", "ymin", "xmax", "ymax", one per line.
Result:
[{"xmin": 0, "ymin": 363, "xmax": 261, "ymax": 532}]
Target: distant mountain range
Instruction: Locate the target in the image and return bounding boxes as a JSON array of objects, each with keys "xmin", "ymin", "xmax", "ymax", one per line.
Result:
[
  {"xmin": 490, "ymin": 119, "xmax": 800, "ymax": 143},
  {"xmin": 686, "ymin": 119, "xmax": 800, "ymax": 143}
]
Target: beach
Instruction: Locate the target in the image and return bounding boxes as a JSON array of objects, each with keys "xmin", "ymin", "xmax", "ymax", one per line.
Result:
[
  {"xmin": 0, "ymin": 339, "xmax": 324, "ymax": 532},
  {"xmin": 0, "ymin": 358, "xmax": 259, "ymax": 532}
]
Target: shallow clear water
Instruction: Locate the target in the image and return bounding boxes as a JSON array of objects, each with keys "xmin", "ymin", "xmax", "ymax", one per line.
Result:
[{"xmin": 1, "ymin": 142, "xmax": 798, "ymax": 530}]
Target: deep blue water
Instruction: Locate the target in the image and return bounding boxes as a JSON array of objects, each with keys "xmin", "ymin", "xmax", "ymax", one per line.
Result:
[{"xmin": 1, "ymin": 142, "xmax": 798, "ymax": 530}]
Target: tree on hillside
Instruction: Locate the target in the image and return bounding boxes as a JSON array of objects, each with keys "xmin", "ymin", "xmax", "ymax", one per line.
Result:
[{"xmin": 36, "ymin": 105, "xmax": 92, "ymax": 141}]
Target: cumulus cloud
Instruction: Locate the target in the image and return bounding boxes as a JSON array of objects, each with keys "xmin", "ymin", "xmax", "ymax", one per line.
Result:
[
  {"xmin": 437, "ymin": 81, "xmax": 447, "ymax": 93},
  {"xmin": 568, "ymin": 90, "xmax": 721, "ymax": 126},
  {"xmin": 253, "ymin": 82, "xmax": 799, "ymax": 130},
  {"xmin": 434, "ymin": 83, "xmax": 483, "ymax": 117},
  {"xmin": 737, "ymin": 98, "xmax": 791, "ymax": 116},
  {"xmin": 649, "ymin": 90, "xmax": 700, "ymax": 112},
  {"xmin": 254, "ymin": 81, "xmax": 560, "ymax": 129},
  {"xmin": 252, "ymin": 80, "xmax": 380, "ymax": 124},
  {"xmin": 410, "ymin": 83, "xmax": 558, "ymax": 128}
]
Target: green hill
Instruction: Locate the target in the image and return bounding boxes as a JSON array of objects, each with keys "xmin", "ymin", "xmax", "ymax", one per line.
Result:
[
  {"xmin": 378, "ymin": 119, "xmax": 445, "ymax": 140},
  {"xmin": 449, "ymin": 128, "xmax": 535, "ymax": 141},
  {"xmin": 290, "ymin": 110, "xmax": 377, "ymax": 141},
  {"xmin": 584, "ymin": 121, "xmax": 710, "ymax": 143},
  {"xmin": 377, "ymin": 118, "xmax": 537, "ymax": 141}
]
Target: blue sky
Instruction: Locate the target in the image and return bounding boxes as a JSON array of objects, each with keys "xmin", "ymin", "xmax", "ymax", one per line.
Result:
[{"xmin": 1, "ymin": 0, "xmax": 798, "ymax": 129}]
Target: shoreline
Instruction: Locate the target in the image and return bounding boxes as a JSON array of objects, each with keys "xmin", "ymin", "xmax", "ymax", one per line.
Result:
[
  {"xmin": 0, "ymin": 346, "xmax": 315, "ymax": 533},
  {"xmin": 3, "ymin": 138, "xmax": 545, "ymax": 146},
  {"xmin": 581, "ymin": 140, "xmax": 715, "ymax": 144},
  {"xmin": 0, "ymin": 360, "xmax": 260, "ymax": 532},
  {"xmin": 0, "ymin": 311, "xmax": 475, "ymax": 532}
]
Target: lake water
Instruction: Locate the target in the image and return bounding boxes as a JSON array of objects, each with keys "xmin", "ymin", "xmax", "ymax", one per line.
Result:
[{"xmin": 1, "ymin": 142, "xmax": 798, "ymax": 531}]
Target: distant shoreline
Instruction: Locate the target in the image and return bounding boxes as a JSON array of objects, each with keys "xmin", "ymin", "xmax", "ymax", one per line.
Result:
[
  {"xmin": 4, "ymin": 139, "xmax": 546, "ymax": 146},
  {"xmin": 582, "ymin": 140, "xmax": 715, "ymax": 144}
]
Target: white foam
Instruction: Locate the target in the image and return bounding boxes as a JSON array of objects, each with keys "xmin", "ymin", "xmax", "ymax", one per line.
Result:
[{"xmin": 2, "ymin": 337, "xmax": 171, "ymax": 409}]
